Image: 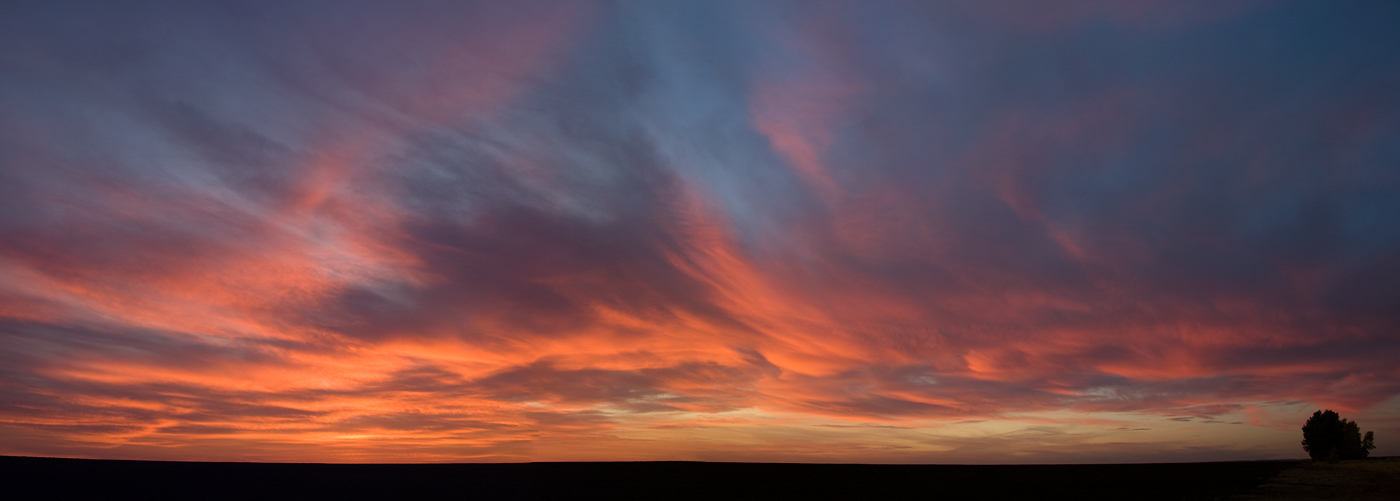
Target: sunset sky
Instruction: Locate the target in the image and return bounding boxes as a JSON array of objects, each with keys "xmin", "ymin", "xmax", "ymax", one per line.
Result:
[{"xmin": 2, "ymin": 0, "xmax": 1399, "ymax": 464}]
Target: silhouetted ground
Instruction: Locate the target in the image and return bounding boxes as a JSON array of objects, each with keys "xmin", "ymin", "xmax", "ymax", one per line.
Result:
[
  {"xmin": 1236, "ymin": 457, "xmax": 1400, "ymax": 500},
  {"xmin": 1, "ymin": 455, "xmax": 1315, "ymax": 500}
]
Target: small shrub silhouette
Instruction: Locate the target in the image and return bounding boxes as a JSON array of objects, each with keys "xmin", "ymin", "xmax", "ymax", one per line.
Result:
[{"xmin": 1301, "ymin": 409, "xmax": 1375, "ymax": 461}]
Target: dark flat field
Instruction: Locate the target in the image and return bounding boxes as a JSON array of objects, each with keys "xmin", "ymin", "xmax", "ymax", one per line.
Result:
[
  {"xmin": 2, "ymin": 455, "xmax": 1311, "ymax": 500},
  {"xmin": 1236, "ymin": 457, "xmax": 1400, "ymax": 500}
]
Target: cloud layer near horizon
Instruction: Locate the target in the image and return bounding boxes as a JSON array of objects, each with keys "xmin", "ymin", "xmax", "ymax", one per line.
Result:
[{"xmin": 1, "ymin": 0, "xmax": 1398, "ymax": 463}]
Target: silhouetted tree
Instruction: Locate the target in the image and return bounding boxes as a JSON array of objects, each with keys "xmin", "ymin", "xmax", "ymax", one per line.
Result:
[{"xmin": 1301, "ymin": 409, "xmax": 1375, "ymax": 461}]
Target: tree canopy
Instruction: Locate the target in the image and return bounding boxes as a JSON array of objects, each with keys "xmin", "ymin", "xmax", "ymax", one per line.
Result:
[{"xmin": 1301, "ymin": 409, "xmax": 1375, "ymax": 461}]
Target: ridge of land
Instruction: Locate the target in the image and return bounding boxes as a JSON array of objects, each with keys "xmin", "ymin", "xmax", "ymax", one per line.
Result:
[{"xmin": 6, "ymin": 455, "xmax": 1393, "ymax": 500}]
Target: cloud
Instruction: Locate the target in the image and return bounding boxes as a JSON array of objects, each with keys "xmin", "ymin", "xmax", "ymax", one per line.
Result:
[{"xmin": 1, "ymin": 0, "xmax": 1398, "ymax": 462}]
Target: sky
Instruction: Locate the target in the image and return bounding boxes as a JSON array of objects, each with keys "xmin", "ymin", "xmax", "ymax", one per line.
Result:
[{"xmin": 1, "ymin": 0, "xmax": 1398, "ymax": 464}]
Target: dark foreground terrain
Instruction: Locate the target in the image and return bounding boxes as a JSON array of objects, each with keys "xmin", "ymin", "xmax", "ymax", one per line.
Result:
[
  {"xmin": 1236, "ymin": 457, "xmax": 1400, "ymax": 501},
  {"xmin": 3, "ymin": 455, "xmax": 1363, "ymax": 500}
]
